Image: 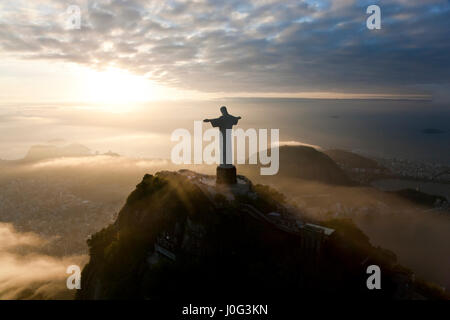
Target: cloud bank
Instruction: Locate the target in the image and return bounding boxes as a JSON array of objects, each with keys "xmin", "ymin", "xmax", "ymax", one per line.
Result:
[
  {"xmin": 0, "ymin": 223, "xmax": 86, "ymax": 299},
  {"xmin": 0, "ymin": 0, "xmax": 449, "ymax": 97}
]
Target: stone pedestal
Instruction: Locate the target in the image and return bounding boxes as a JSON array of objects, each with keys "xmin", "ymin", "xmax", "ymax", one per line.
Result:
[{"xmin": 216, "ymin": 165, "xmax": 237, "ymax": 184}]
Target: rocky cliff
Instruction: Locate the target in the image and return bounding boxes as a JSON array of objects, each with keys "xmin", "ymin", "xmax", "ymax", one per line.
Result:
[{"xmin": 77, "ymin": 170, "xmax": 447, "ymax": 300}]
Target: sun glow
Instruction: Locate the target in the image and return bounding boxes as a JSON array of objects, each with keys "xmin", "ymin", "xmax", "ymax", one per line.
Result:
[{"xmin": 83, "ymin": 67, "xmax": 155, "ymax": 105}]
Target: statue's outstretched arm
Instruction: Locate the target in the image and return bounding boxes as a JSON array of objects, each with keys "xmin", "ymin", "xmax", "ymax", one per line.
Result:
[{"xmin": 204, "ymin": 116, "xmax": 221, "ymax": 126}]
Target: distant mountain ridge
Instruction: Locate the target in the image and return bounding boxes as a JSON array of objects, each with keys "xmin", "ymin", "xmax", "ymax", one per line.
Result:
[{"xmin": 324, "ymin": 149, "xmax": 384, "ymax": 169}]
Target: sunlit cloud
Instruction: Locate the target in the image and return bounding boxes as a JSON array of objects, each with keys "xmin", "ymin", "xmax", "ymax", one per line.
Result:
[
  {"xmin": 0, "ymin": 0, "xmax": 449, "ymax": 101},
  {"xmin": 31, "ymin": 155, "xmax": 171, "ymax": 169},
  {"xmin": 274, "ymin": 140, "xmax": 323, "ymax": 150},
  {"xmin": 0, "ymin": 223, "xmax": 86, "ymax": 300}
]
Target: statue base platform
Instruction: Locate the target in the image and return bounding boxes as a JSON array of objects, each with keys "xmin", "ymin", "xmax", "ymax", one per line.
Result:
[{"xmin": 216, "ymin": 165, "xmax": 237, "ymax": 184}]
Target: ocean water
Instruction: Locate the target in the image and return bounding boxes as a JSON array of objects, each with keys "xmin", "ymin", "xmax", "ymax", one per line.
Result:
[{"xmin": 0, "ymin": 99, "xmax": 449, "ymax": 164}]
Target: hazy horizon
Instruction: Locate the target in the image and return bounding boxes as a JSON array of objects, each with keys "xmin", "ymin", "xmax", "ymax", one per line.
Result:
[{"xmin": 1, "ymin": 98, "xmax": 449, "ymax": 164}]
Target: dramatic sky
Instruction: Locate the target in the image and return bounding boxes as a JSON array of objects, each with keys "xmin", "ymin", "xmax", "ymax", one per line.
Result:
[{"xmin": 0, "ymin": 0, "xmax": 449, "ymax": 102}]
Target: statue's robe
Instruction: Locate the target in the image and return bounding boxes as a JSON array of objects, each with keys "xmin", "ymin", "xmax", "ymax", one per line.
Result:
[{"xmin": 209, "ymin": 114, "xmax": 240, "ymax": 167}]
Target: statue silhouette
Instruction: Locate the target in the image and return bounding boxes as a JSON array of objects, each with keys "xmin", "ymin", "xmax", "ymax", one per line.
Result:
[{"xmin": 204, "ymin": 106, "xmax": 241, "ymax": 168}]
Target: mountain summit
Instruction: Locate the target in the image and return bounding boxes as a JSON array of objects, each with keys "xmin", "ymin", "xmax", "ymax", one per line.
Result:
[
  {"xmin": 77, "ymin": 170, "xmax": 446, "ymax": 300},
  {"xmin": 239, "ymin": 146, "xmax": 354, "ymax": 186}
]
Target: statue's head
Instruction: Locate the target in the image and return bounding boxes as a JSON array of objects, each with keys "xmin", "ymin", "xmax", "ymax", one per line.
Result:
[{"xmin": 220, "ymin": 106, "xmax": 228, "ymax": 115}]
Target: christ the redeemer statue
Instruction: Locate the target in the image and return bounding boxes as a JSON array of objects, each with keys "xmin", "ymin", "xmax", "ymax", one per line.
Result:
[{"xmin": 204, "ymin": 106, "xmax": 241, "ymax": 184}]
